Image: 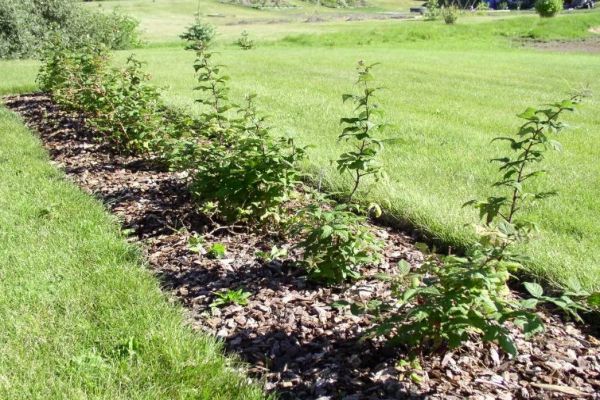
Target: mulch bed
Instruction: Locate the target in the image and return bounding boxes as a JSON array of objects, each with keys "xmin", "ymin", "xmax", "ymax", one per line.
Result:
[{"xmin": 4, "ymin": 93, "xmax": 600, "ymax": 399}]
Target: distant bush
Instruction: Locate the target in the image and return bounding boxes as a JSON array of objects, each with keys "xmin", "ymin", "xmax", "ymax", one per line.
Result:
[
  {"xmin": 441, "ymin": 5, "xmax": 459, "ymax": 24},
  {"xmin": 180, "ymin": 19, "xmax": 215, "ymax": 50},
  {"xmin": 0, "ymin": 0, "xmax": 139, "ymax": 59},
  {"xmin": 535, "ymin": 0, "xmax": 563, "ymax": 16}
]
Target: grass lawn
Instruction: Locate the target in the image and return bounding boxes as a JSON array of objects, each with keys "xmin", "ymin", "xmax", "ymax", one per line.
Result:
[{"xmin": 0, "ymin": 107, "xmax": 265, "ymax": 399}]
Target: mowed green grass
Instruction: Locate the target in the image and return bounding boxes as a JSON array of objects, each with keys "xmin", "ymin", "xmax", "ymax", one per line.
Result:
[
  {"xmin": 0, "ymin": 107, "xmax": 265, "ymax": 399},
  {"xmin": 126, "ymin": 13, "xmax": 600, "ymax": 291}
]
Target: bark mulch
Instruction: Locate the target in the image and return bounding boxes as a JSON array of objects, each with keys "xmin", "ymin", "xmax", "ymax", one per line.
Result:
[{"xmin": 5, "ymin": 93, "xmax": 600, "ymax": 400}]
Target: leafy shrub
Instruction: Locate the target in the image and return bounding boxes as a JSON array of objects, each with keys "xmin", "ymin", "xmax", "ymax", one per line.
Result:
[
  {"xmin": 535, "ymin": 0, "xmax": 563, "ymax": 17},
  {"xmin": 236, "ymin": 31, "xmax": 255, "ymax": 50},
  {"xmin": 0, "ymin": 0, "xmax": 139, "ymax": 59},
  {"xmin": 337, "ymin": 61, "xmax": 385, "ymax": 202},
  {"xmin": 38, "ymin": 43, "xmax": 171, "ymax": 155},
  {"xmin": 441, "ymin": 5, "xmax": 459, "ymax": 24},
  {"xmin": 177, "ymin": 49, "xmax": 307, "ymax": 225},
  {"xmin": 377, "ymin": 243, "xmax": 543, "ymax": 356},
  {"xmin": 87, "ymin": 56, "xmax": 164, "ymax": 154},
  {"xmin": 464, "ymin": 97, "xmax": 581, "ymax": 227},
  {"xmin": 476, "ymin": 1, "xmax": 490, "ymax": 14},
  {"xmin": 293, "ymin": 193, "xmax": 383, "ymax": 284},
  {"xmin": 191, "ymin": 95, "xmax": 307, "ymax": 225},
  {"xmin": 180, "ymin": 19, "xmax": 215, "ymax": 50}
]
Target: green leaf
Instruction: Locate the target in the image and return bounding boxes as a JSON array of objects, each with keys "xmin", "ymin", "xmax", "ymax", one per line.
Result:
[{"xmin": 524, "ymin": 282, "xmax": 544, "ymax": 298}]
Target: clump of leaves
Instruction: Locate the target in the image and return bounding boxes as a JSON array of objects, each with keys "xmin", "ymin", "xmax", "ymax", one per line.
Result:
[
  {"xmin": 424, "ymin": 0, "xmax": 440, "ymax": 20},
  {"xmin": 211, "ymin": 288, "xmax": 251, "ymax": 308},
  {"xmin": 180, "ymin": 18, "xmax": 215, "ymax": 50},
  {"xmin": 292, "ymin": 192, "xmax": 383, "ymax": 284},
  {"xmin": 375, "ymin": 242, "xmax": 542, "ymax": 356},
  {"xmin": 188, "ymin": 234, "xmax": 206, "ymax": 254},
  {"xmin": 208, "ymin": 243, "xmax": 227, "ymax": 259},
  {"xmin": 236, "ymin": 30, "xmax": 254, "ymax": 50},
  {"xmin": 88, "ymin": 55, "xmax": 164, "ymax": 153},
  {"xmin": 337, "ymin": 61, "xmax": 386, "ymax": 202},
  {"xmin": 256, "ymin": 245, "xmax": 288, "ymax": 262}
]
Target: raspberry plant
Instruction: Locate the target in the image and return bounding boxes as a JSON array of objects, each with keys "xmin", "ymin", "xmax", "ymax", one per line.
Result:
[
  {"xmin": 360, "ymin": 97, "xmax": 587, "ymax": 357},
  {"xmin": 465, "ymin": 96, "xmax": 582, "ymax": 227},
  {"xmin": 292, "ymin": 192, "xmax": 383, "ymax": 284},
  {"xmin": 337, "ymin": 61, "xmax": 385, "ymax": 202}
]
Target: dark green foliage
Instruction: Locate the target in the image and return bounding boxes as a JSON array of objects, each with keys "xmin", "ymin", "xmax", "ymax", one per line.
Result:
[
  {"xmin": 293, "ymin": 193, "xmax": 383, "ymax": 284},
  {"xmin": 535, "ymin": 0, "xmax": 563, "ymax": 17},
  {"xmin": 0, "ymin": 0, "xmax": 139, "ymax": 59},
  {"xmin": 337, "ymin": 61, "xmax": 385, "ymax": 202}
]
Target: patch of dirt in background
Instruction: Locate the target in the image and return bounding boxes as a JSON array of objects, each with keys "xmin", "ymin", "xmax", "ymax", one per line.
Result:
[
  {"xmin": 525, "ymin": 37, "xmax": 600, "ymax": 53},
  {"xmin": 4, "ymin": 93, "xmax": 600, "ymax": 400}
]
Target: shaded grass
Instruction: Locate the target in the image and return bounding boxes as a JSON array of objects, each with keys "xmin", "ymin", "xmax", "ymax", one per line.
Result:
[{"xmin": 0, "ymin": 107, "xmax": 265, "ymax": 399}]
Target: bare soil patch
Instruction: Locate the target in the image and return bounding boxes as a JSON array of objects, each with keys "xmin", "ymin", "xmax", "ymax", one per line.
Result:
[
  {"xmin": 525, "ymin": 37, "xmax": 600, "ymax": 53},
  {"xmin": 4, "ymin": 93, "xmax": 600, "ymax": 399}
]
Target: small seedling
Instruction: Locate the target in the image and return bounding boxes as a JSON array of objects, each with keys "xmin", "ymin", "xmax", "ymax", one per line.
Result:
[
  {"xmin": 256, "ymin": 245, "xmax": 288, "ymax": 262},
  {"xmin": 188, "ymin": 234, "xmax": 205, "ymax": 254},
  {"xmin": 208, "ymin": 243, "xmax": 227, "ymax": 259},
  {"xmin": 211, "ymin": 288, "xmax": 251, "ymax": 308}
]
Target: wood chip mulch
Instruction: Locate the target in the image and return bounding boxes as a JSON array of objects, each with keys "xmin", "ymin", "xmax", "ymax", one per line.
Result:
[{"xmin": 4, "ymin": 93, "xmax": 600, "ymax": 400}]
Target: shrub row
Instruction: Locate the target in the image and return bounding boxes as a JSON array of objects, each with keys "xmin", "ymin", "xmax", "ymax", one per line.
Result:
[{"xmin": 37, "ymin": 36, "xmax": 598, "ymax": 362}]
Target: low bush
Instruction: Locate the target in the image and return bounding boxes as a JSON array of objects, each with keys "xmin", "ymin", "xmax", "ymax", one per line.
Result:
[
  {"xmin": 441, "ymin": 5, "xmax": 459, "ymax": 24},
  {"xmin": 0, "ymin": 0, "xmax": 139, "ymax": 59},
  {"xmin": 293, "ymin": 193, "xmax": 383, "ymax": 284},
  {"xmin": 236, "ymin": 31, "xmax": 255, "ymax": 50},
  {"xmin": 535, "ymin": 0, "xmax": 563, "ymax": 17},
  {"xmin": 179, "ymin": 49, "xmax": 307, "ymax": 225},
  {"xmin": 38, "ymin": 43, "xmax": 174, "ymax": 154}
]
